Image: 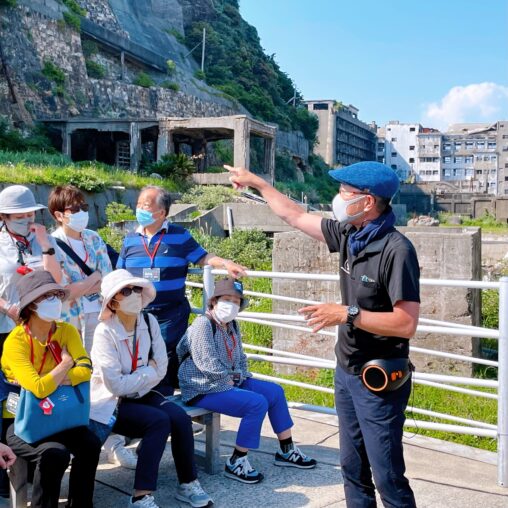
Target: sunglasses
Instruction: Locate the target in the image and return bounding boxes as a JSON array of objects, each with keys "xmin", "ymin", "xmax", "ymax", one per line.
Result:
[
  {"xmin": 117, "ymin": 286, "xmax": 143, "ymax": 297},
  {"xmin": 65, "ymin": 203, "xmax": 89, "ymax": 214}
]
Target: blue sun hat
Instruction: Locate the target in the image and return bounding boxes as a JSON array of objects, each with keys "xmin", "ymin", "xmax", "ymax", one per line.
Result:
[{"xmin": 328, "ymin": 161, "xmax": 400, "ymax": 199}]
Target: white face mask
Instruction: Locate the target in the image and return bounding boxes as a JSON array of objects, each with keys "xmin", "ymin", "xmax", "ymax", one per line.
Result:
[
  {"xmin": 214, "ymin": 300, "xmax": 240, "ymax": 323},
  {"xmin": 6, "ymin": 217, "xmax": 31, "ymax": 237},
  {"xmin": 66, "ymin": 210, "xmax": 89, "ymax": 233},
  {"xmin": 35, "ymin": 296, "xmax": 63, "ymax": 322},
  {"xmin": 117, "ymin": 292, "xmax": 143, "ymax": 316},
  {"xmin": 331, "ymin": 193, "xmax": 367, "ymax": 224}
]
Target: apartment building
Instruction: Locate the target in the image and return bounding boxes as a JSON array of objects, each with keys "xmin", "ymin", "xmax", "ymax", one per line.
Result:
[{"xmin": 304, "ymin": 100, "xmax": 376, "ymax": 167}]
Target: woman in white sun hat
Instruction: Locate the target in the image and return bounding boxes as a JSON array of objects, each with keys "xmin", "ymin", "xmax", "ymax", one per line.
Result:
[
  {"xmin": 0, "ymin": 185, "xmax": 63, "ymax": 353},
  {"xmin": 89, "ymin": 269, "xmax": 212, "ymax": 508}
]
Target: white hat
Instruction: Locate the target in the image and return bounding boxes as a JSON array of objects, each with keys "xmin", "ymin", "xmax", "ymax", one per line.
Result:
[
  {"xmin": 0, "ymin": 185, "xmax": 46, "ymax": 214},
  {"xmin": 99, "ymin": 269, "xmax": 156, "ymax": 321}
]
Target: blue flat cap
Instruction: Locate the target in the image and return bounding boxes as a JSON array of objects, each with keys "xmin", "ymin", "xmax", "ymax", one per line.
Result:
[{"xmin": 328, "ymin": 161, "xmax": 400, "ymax": 199}]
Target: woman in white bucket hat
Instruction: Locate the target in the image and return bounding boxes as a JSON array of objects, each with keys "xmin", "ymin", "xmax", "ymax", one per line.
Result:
[
  {"xmin": 0, "ymin": 185, "xmax": 63, "ymax": 353},
  {"xmin": 89, "ymin": 269, "xmax": 212, "ymax": 508}
]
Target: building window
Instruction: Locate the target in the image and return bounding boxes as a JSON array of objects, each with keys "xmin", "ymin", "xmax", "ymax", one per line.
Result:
[
  {"xmin": 409, "ymin": 145, "xmax": 415, "ymax": 150},
  {"xmin": 378, "ymin": 143, "xmax": 385, "ymax": 150},
  {"xmin": 433, "ymin": 170, "xmax": 438, "ymax": 175},
  {"xmin": 454, "ymin": 156, "xmax": 463, "ymax": 163},
  {"xmin": 454, "ymin": 142, "xmax": 462, "ymax": 150},
  {"xmin": 488, "ymin": 141, "xmax": 497, "ymax": 149},
  {"xmin": 313, "ymin": 103, "xmax": 329, "ymax": 110},
  {"xmin": 477, "ymin": 141, "xmax": 485, "ymax": 149},
  {"xmin": 409, "ymin": 158, "xmax": 415, "ymax": 163},
  {"xmin": 409, "ymin": 127, "xmax": 416, "ymax": 132},
  {"xmin": 443, "ymin": 143, "xmax": 451, "ymax": 150},
  {"xmin": 444, "ymin": 169, "xmax": 451, "ymax": 177},
  {"xmin": 505, "ymin": 163, "xmax": 508, "ymax": 168},
  {"xmin": 391, "ymin": 137, "xmax": 397, "ymax": 142},
  {"xmin": 377, "ymin": 156, "xmax": 384, "ymax": 162},
  {"xmin": 391, "ymin": 152, "xmax": 397, "ymax": 157},
  {"xmin": 464, "ymin": 156, "xmax": 473, "ymax": 163},
  {"xmin": 434, "ymin": 145, "xmax": 439, "ymax": 149},
  {"xmin": 443, "ymin": 156, "xmax": 451, "ymax": 163},
  {"xmin": 505, "ymin": 176, "xmax": 508, "ymax": 181},
  {"xmin": 477, "ymin": 170, "xmax": 483, "ymax": 175},
  {"xmin": 465, "ymin": 169, "xmax": 473, "ymax": 176},
  {"xmin": 391, "ymin": 164, "xmax": 397, "ymax": 170},
  {"xmin": 465, "ymin": 141, "xmax": 474, "ymax": 150}
]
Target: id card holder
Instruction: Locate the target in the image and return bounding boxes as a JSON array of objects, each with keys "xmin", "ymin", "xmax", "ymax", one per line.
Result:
[
  {"xmin": 230, "ymin": 370, "xmax": 241, "ymax": 386},
  {"xmin": 6, "ymin": 392, "xmax": 19, "ymax": 415},
  {"xmin": 85, "ymin": 292, "xmax": 100, "ymax": 302},
  {"xmin": 143, "ymin": 268, "xmax": 161, "ymax": 282}
]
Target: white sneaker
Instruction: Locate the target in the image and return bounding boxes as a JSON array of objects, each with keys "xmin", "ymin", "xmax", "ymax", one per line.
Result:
[
  {"xmin": 176, "ymin": 479, "xmax": 213, "ymax": 507},
  {"xmin": 127, "ymin": 494, "xmax": 159, "ymax": 507},
  {"xmin": 108, "ymin": 445, "xmax": 138, "ymax": 470}
]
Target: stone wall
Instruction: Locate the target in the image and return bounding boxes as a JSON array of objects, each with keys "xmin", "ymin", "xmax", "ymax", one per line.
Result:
[
  {"xmin": 272, "ymin": 227, "xmax": 483, "ymax": 376},
  {"xmin": 276, "ymin": 130, "xmax": 309, "ymax": 161}
]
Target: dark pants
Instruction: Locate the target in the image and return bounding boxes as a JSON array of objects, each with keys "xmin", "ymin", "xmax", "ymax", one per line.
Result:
[
  {"xmin": 113, "ymin": 391, "xmax": 197, "ymax": 491},
  {"xmin": 149, "ymin": 300, "xmax": 191, "ymax": 394},
  {"xmin": 334, "ymin": 366, "xmax": 416, "ymax": 508},
  {"xmin": 6, "ymin": 424, "xmax": 101, "ymax": 508}
]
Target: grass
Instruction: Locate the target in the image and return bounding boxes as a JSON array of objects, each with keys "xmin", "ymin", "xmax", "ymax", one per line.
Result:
[{"xmin": 0, "ymin": 151, "xmax": 182, "ymax": 192}]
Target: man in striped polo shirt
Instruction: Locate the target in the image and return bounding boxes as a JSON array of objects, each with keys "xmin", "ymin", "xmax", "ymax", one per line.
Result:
[{"xmin": 118, "ymin": 185, "xmax": 247, "ymax": 394}]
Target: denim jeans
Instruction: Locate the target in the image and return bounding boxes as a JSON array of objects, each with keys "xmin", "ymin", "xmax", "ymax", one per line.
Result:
[{"xmin": 334, "ymin": 366, "xmax": 416, "ymax": 508}]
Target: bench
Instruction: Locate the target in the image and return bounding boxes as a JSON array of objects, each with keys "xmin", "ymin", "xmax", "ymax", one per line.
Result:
[{"xmin": 9, "ymin": 397, "xmax": 221, "ymax": 507}]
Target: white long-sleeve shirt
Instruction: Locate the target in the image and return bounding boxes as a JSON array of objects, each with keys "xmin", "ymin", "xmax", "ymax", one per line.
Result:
[{"xmin": 90, "ymin": 312, "xmax": 168, "ymax": 424}]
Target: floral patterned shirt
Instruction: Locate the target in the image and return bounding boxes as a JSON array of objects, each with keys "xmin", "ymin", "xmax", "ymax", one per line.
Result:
[{"xmin": 52, "ymin": 228, "xmax": 112, "ymax": 334}]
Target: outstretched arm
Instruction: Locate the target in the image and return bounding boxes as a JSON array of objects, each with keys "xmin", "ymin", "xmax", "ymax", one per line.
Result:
[{"xmin": 225, "ymin": 165, "xmax": 325, "ymax": 242}]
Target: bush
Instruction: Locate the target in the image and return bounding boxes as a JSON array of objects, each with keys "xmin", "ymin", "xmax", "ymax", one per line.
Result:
[
  {"xmin": 194, "ymin": 69, "xmax": 206, "ymax": 81},
  {"xmin": 212, "ymin": 140, "xmax": 233, "ymax": 165},
  {"xmin": 160, "ymin": 81, "xmax": 179, "ymax": 92},
  {"xmin": 166, "ymin": 59, "xmax": 177, "ymax": 75},
  {"xmin": 0, "ymin": 0, "xmax": 16, "ymax": 6},
  {"xmin": 133, "ymin": 72, "xmax": 155, "ymax": 88},
  {"xmin": 82, "ymin": 39, "xmax": 98, "ymax": 57},
  {"xmin": 0, "ymin": 122, "xmax": 56, "ymax": 153},
  {"xmin": 165, "ymin": 27, "xmax": 185, "ymax": 44},
  {"xmin": 179, "ymin": 185, "xmax": 238, "ymax": 210},
  {"xmin": 97, "ymin": 226, "xmax": 124, "ymax": 253},
  {"xmin": 62, "ymin": 0, "xmax": 86, "ymax": 16},
  {"xmin": 63, "ymin": 11, "xmax": 81, "ymax": 31},
  {"xmin": 42, "ymin": 60, "xmax": 66, "ymax": 86},
  {"xmin": 85, "ymin": 59, "xmax": 106, "ymax": 79},
  {"xmin": 105, "ymin": 202, "xmax": 135, "ymax": 222},
  {"xmin": 147, "ymin": 153, "xmax": 195, "ymax": 182}
]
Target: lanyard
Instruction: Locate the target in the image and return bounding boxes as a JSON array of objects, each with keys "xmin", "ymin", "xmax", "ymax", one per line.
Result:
[
  {"xmin": 125, "ymin": 322, "xmax": 139, "ymax": 373},
  {"xmin": 67, "ymin": 236, "xmax": 89, "ymax": 266},
  {"xmin": 141, "ymin": 232, "xmax": 164, "ymax": 269},
  {"xmin": 25, "ymin": 325, "xmax": 54, "ymax": 375},
  {"xmin": 223, "ymin": 327, "xmax": 237, "ymax": 365}
]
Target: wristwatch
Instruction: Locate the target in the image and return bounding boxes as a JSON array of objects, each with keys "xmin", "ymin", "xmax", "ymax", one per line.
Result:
[
  {"xmin": 346, "ymin": 305, "xmax": 360, "ymax": 325},
  {"xmin": 42, "ymin": 247, "xmax": 55, "ymax": 256}
]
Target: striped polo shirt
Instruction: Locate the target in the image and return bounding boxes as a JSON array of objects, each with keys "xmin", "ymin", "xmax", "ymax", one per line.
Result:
[{"xmin": 117, "ymin": 222, "xmax": 207, "ymax": 309}]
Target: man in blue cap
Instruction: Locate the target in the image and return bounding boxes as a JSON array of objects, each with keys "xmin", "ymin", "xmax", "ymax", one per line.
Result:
[{"xmin": 226, "ymin": 161, "xmax": 419, "ymax": 508}]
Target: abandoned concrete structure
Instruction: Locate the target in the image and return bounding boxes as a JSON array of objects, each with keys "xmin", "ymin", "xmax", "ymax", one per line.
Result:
[{"xmin": 43, "ymin": 114, "xmax": 277, "ymax": 177}]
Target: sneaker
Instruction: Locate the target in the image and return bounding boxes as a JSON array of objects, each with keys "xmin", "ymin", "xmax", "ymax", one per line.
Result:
[
  {"xmin": 274, "ymin": 446, "xmax": 317, "ymax": 469},
  {"xmin": 108, "ymin": 445, "xmax": 138, "ymax": 470},
  {"xmin": 127, "ymin": 494, "xmax": 159, "ymax": 507},
  {"xmin": 175, "ymin": 479, "xmax": 213, "ymax": 507},
  {"xmin": 224, "ymin": 455, "xmax": 263, "ymax": 484}
]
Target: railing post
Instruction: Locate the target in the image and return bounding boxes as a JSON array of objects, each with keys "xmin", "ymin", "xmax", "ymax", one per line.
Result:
[
  {"xmin": 498, "ymin": 277, "xmax": 508, "ymax": 486},
  {"xmin": 202, "ymin": 265, "xmax": 214, "ymax": 314}
]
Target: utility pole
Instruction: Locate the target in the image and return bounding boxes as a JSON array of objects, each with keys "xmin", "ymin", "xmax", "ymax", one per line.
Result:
[{"xmin": 201, "ymin": 27, "xmax": 206, "ymax": 73}]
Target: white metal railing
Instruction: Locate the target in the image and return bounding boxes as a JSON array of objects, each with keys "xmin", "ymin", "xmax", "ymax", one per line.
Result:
[{"xmin": 186, "ymin": 267, "xmax": 507, "ymax": 487}]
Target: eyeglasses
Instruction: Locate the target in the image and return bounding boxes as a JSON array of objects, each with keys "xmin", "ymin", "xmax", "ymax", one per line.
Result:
[
  {"xmin": 339, "ymin": 186, "xmax": 368, "ymax": 197},
  {"xmin": 117, "ymin": 286, "xmax": 143, "ymax": 297},
  {"xmin": 64, "ymin": 203, "xmax": 89, "ymax": 214},
  {"xmin": 35, "ymin": 291, "xmax": 66, "ymax": 303}
]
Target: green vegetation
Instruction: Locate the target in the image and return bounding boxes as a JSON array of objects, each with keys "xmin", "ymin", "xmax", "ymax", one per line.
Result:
[
  {"xmin": 166, "ymin": 59, "xmax": 177, "ymax": 75},
  {"xmin": 212, "ymin": 140, "xmax": 233, "ymax": 166},
  {"xmin": 62, "ymin": 0, "xmax": 86, "ymax": 17},
  {"xmin": 179, "ymin": 185, "xmax": 238, "ymax": 210},
  {"xmin": 185, "ymin": 0, "xmax": 318, "ymax": 143},
  {"xmin": 82, "ymin": 39, "xmax": 98, "ymax": 57},
  {"xmin": 62, "ymin": 11, "xmax": 81, "ymax": 31},
  {"xmin": 104, "ymin": 202, "xmax": 136, "ymax": 223},
  {"xmin": 193, "ymin": 69, "xmax": 206, "ymax": 81},
  {"xmin": 133, "ymin": 72, "xmax": 155, "ymax": 88},
  {"xmin": 0, "ymin": 121, "xmax": 56, "ymax": 153},
  {"xmin": 160, "ymin": 81, "xmax": 180, "ymax": 92},
  {"xmin": 0, "ymin": 0, "xmax": 16, "ymax": 6},
  {"xmin": 147, "ymin": 153, "xmax": 195, "ymax": 184},
  {"xmin": 438, "ymin": 211, "xmax": 508, "ymax": 233},
  {"xmin": 165, "ymin": 27, "xmax": 185, "ymax": 44},
  {"xmin": 85, "ymin": 59, "xmax": 106, "ymax": 79},
  {"xmin": 42, "ymin": 60, "xmax": 66, "ymax": 86}
]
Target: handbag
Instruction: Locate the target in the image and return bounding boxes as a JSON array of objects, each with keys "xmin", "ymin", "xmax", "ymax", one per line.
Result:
[{"xmin": 14, "ymin": 382, "xmax": 90, "ymax": 444}]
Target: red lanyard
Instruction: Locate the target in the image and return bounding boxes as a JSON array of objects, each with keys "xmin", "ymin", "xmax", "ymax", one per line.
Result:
[
  {"xmin": 141, "ymin": 232, "xmax": 164, "ymax": 269},
  {"xmin": 223, "ymin": 328, "xmax": 237, "ymax": 365},
  {"xmin": 125, "ymin": 323, "xmax": 139, "ymax": 373},
  {"xmin": 25, "ymin": 325, "xmax": 53, "ymax": 375}
]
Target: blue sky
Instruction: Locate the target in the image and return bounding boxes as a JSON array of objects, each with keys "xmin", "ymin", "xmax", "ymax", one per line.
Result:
[{"xmin": 240, "ymin": 0, "xmax": 508, "ymax": 130}]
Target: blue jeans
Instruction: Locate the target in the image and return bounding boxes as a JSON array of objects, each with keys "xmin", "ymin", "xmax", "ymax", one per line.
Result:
[
  {"xmin": 334, "ymin": 366, "xmax": 416, "ymax": 508},
  {"xmin": 149, "ymin": 300, "xmax": 191, "ymax": 394},
  {"xmin": 196, "ymin": 378, "xmax": 294, "ymax": 449}
]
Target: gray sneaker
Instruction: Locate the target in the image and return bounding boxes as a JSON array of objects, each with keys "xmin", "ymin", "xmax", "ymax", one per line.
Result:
[
  {"xmin": 127, "ymin": 494, "xmax": 159, "ymax": 508},
  {"xmin": 175, "ymin": 479, "xmax": 213, "ymax": 507}
]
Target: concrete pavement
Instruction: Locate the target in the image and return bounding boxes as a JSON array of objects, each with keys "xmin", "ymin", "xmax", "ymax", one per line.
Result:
[{"xmin": 84, "ymin": 407, "xmax": 507, "ymax": 508}]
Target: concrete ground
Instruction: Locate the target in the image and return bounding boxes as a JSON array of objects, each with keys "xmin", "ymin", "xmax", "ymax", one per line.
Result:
[{"xmin": 7, "ymin": 408, "xmax": 506, "ymax": 508}]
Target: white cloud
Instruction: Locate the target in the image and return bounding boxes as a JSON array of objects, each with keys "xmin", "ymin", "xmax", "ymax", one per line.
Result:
[{"xmin": 422, "ymin": 82, "xmax": 508, "ymax": 130}]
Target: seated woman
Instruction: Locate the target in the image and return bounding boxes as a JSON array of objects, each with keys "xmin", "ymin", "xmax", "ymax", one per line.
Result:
[
  {"xmin": 1, "ymin": 270, "xmax": 100, "ymax": 508},
  {"xmin": 90, "ymin": 269, "xmax": 212, "ymax": 508},
  {"xmin": 177, "ymin": 278, "xmax": 317, "ymax": 484}
]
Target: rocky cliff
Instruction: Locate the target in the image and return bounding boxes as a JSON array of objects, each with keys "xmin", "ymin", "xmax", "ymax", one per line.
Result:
[{"xmin": 0, "ymin": 0, "xmax": 244, "ymax": 127}]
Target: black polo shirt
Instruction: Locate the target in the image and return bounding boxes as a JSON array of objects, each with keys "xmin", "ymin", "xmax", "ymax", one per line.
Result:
[{"xmin": 321, "ymin": 217, "xmax": 420, "ymax": 374}]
